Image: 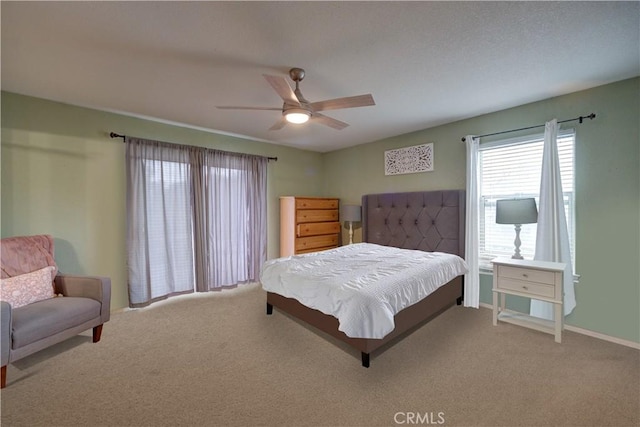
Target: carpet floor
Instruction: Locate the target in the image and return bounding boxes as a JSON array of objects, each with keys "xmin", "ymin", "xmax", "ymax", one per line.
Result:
[{"xmin": 1, "ymin": 283, "xmax": 638, "ymax": 427}]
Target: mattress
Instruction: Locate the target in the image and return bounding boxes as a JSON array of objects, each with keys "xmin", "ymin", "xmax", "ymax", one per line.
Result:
[{"xmin": 260, "ymin": 242, "xmax": 469, "ymax": 339}]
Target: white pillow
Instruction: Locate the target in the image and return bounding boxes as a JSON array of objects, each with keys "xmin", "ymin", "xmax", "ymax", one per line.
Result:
[{"xmin": 0, "ymin": 266, "xmax": 56, "ymax": 308}]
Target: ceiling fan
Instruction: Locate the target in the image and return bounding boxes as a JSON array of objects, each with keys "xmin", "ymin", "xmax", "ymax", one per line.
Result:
[{"xmin": 216, "ymin": 68, "xmax": 375, "ymax": 131}]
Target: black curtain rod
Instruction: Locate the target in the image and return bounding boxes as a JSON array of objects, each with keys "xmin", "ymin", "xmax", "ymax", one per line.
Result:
[
  {"xmin": 109, "ymin": 132, "xmax": 278, "ymax": 161},
  {"xmin": 460, "ymin": 113, "xmax": 596, "ymax": 142}
]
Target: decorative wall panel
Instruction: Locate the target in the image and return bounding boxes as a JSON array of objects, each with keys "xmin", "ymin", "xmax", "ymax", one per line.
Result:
[{"xmin": 384, "ymin": 143, "xmax": 433, "ymax": 175}]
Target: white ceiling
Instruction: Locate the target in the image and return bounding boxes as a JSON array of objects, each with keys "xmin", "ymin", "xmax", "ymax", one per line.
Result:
[{"xmin": 2, "ymin": 1, "xmax": 639, "ymax": 153}]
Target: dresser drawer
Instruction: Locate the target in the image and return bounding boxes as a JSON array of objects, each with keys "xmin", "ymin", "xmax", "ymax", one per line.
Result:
[
  {"xmin": 295, "ymin": 234, "xmax": 339, "ymax": 252},
  {"xmin": 296, "ymin": 245, "xmax": 337, "ymax": 254},
  {"xmin": 499, "ymin": 265, "xmax": 556, "ymax": 285},
  {"xmin": 497, "ymin": 277, "xmax": 555, "ymax": 299},
  {"xmin": 297, "ymin": 221, "xmax": 341, "ymax": 237},
  {"xmin": 296, "ymin": 209, "xmax": 339, "ymax": 223},
  {"xmin": 295, "ymin": 198, "xmax": 339, "ymax": 209}
]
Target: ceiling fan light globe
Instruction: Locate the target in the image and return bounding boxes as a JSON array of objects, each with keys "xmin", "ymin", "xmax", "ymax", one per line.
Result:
[{"xmin": 285, "ymin": 110, "xmax": 310, "ymax": 124}]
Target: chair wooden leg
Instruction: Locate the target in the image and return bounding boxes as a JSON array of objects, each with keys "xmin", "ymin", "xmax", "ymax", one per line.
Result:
[
  {"xmin": 1, "ymin": 365, "xmax": 7, "ymax": 389},
  {"xmin": 93, "ymin": 324, "xmax": 103, "ymax": 343}
]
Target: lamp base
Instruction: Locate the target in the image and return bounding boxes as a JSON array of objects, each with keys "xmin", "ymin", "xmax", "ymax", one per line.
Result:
[{"xmin": 512, "ymin": 224, "xmax": 523, "ymax": 259}]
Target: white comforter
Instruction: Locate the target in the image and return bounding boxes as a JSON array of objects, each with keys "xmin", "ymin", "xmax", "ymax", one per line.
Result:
[{"xmin": 260, "ymin": 243, "xmax": 469, "ymax": 339}]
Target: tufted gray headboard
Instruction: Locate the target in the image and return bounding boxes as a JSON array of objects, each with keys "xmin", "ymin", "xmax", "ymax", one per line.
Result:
[{"xmin": 362, "ymin": 190, "xmax": 465, "ymax": 258}]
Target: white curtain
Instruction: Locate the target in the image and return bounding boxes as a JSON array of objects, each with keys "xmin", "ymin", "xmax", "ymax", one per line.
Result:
[
  {"xmin": 464, "ymin": 135, "xmax": 480, "ymax": 308},
  {"xmin": 126, "ymin": 137, "xmax": 268, "ymax": 307},
  {"xmin": 530, "ymin": 120, "xmax": 576, "ymax": 319}
]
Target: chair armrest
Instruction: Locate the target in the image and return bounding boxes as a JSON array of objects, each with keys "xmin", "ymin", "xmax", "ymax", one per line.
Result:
[
  {"xmin": 1, "ymin": 301, "xmax": 12, "ymax": 366},
  {"xmin": 54, "ymin": 275, "xmax": 111, "ymax": 323}
]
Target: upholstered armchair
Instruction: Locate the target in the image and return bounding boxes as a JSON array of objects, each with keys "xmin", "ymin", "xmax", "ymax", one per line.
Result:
[{"xmin": 0, "ymin": 235, "xmax": 111, "ymax": 388}]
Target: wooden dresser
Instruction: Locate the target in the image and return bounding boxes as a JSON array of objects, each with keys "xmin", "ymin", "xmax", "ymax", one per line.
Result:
[{"xmin": 280, "ymin": 196, "xmax": 340, "ymax": 256}]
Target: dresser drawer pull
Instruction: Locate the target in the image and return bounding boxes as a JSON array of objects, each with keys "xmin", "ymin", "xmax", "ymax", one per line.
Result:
[
  {"xmin": 522, "ymin": 273, "xmax": 528, "ymax": 278},
  {"xmin": 522, "ymin": 286, "xmax": 528, "ymax": 290}
]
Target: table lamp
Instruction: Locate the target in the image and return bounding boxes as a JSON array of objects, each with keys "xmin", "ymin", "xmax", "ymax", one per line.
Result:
[
  {"xmin": 341, "ymin": 204, "xmax": 361, "ymax": 245},
  {"xmin": 496, "ymin": 198, "xmax": 538, "ymax": 259}
]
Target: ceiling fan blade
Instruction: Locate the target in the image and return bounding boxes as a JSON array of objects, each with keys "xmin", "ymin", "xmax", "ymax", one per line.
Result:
[
  {"xmin": 310, "ymin": 94, "xmax": 375, "ymax": 112},
  {"xmin": 269, "ymin": 117, "xmax": 287, "ymax": 131},
  {"xmin": 216, "ymin": 106, "xmax": 281, "ymax": 111},
  {"xmin": 263, "ymin": 74, "xmax": 300, "ymax": 106},
  {"xmin": 311, "ymin": 113, "xmax": 349, "ymax": 130}
]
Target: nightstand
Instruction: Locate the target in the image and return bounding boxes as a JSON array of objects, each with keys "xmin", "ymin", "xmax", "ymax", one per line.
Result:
[{"xmin": 492, "ymin": 257, "xmax": 565, "ymax": 343}]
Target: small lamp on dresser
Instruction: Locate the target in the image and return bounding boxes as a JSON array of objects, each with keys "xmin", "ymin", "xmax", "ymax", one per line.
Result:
[
  {"xmin": 496, "ymin": 198, "xmax": 538, "ymax": 259},
  {"xmin": 341, "ymin": 204, "xmax": 361, "ymax": 245}
]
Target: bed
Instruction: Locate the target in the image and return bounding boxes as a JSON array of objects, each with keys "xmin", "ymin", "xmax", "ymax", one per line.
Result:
[{"xmin": 262, "ymin": 189, "xmax": 467, "ymax": 367}]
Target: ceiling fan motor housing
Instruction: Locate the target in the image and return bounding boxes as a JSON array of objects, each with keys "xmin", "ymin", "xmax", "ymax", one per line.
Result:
[{"xmin": 289, "ymin": 67, "xmax": 305, "ymax": 82}]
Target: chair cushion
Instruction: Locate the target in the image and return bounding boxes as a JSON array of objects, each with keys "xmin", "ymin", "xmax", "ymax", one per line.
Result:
[
  {"xmin": 1, "ymin": 266, "xmax": 56, "ymax": 309},
  {"xmin": 11, "ymin": 297, "xmax": 101, "ymax": 349}
]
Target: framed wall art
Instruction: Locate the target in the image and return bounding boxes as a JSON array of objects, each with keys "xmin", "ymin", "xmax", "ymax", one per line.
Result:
[{"xmin": 384, "ymin": 143, "xmax": 433, "ymax": 175}]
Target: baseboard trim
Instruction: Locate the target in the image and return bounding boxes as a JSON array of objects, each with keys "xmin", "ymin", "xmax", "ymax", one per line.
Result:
[
  {"xmin": 477, "ymin": 302, "xmax": 640, "ymax": 350},
  {"xmin": 563, "ymin": 324, "xmax": 640, "ymax": 350}
]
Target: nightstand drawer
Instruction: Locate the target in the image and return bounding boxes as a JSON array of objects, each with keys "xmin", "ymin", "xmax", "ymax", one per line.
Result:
[
  {"xmin": 499, "ymin": 265, "xmax": 555, "ymax": 285},
  {"xmin": 497, "ymin": 277, "xmax": 555, "ymax": 299}
]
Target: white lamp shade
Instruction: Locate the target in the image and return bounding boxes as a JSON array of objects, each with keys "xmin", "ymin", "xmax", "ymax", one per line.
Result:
[
  {"xmin": 496, "ymin": 198, "xmax": 538, "ymax": 225},
  {"xmin": 341, "ymin": 204, "xmax": 361, "ymax": 222}
]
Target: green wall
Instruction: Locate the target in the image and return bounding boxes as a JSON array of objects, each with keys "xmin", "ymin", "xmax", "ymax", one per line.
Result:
[
  {"xmin": 324, "ymin": 77, "xmax": 640, "ymax": 344},
  {"xmin": 1, "ymin": 92, "xmax": 325, "ymax": 310},
  {"xmin": 3, "ymin": 77, "xmax": 639, "ymax": 344}
]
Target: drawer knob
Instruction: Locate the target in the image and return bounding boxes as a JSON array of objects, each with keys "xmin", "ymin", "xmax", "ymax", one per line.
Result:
[
  {"xmin": 522, "ymin": 286, "xmax": 528, "ymax": 290},
  {"xmin": 522, "ymin": 273, "xmax": 528, "ymax": 278}
]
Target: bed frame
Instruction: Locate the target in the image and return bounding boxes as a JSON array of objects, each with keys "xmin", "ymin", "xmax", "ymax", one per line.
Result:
[{"xmin": 266, "ymin": 190, "xmax": 466, "ymax": 367}]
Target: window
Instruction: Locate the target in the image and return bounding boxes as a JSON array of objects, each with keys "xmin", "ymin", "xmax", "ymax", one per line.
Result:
[
  {"xmin": 479, "ymin": 130, "xmax": 575, "ymax": 270},
  {"xmin": 142, "ymin": 158, "xmax": 195, "ymax": 297},
  {"xmin": 126, "ymin": 138, "xmax": 268, "ymax": 307}
]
